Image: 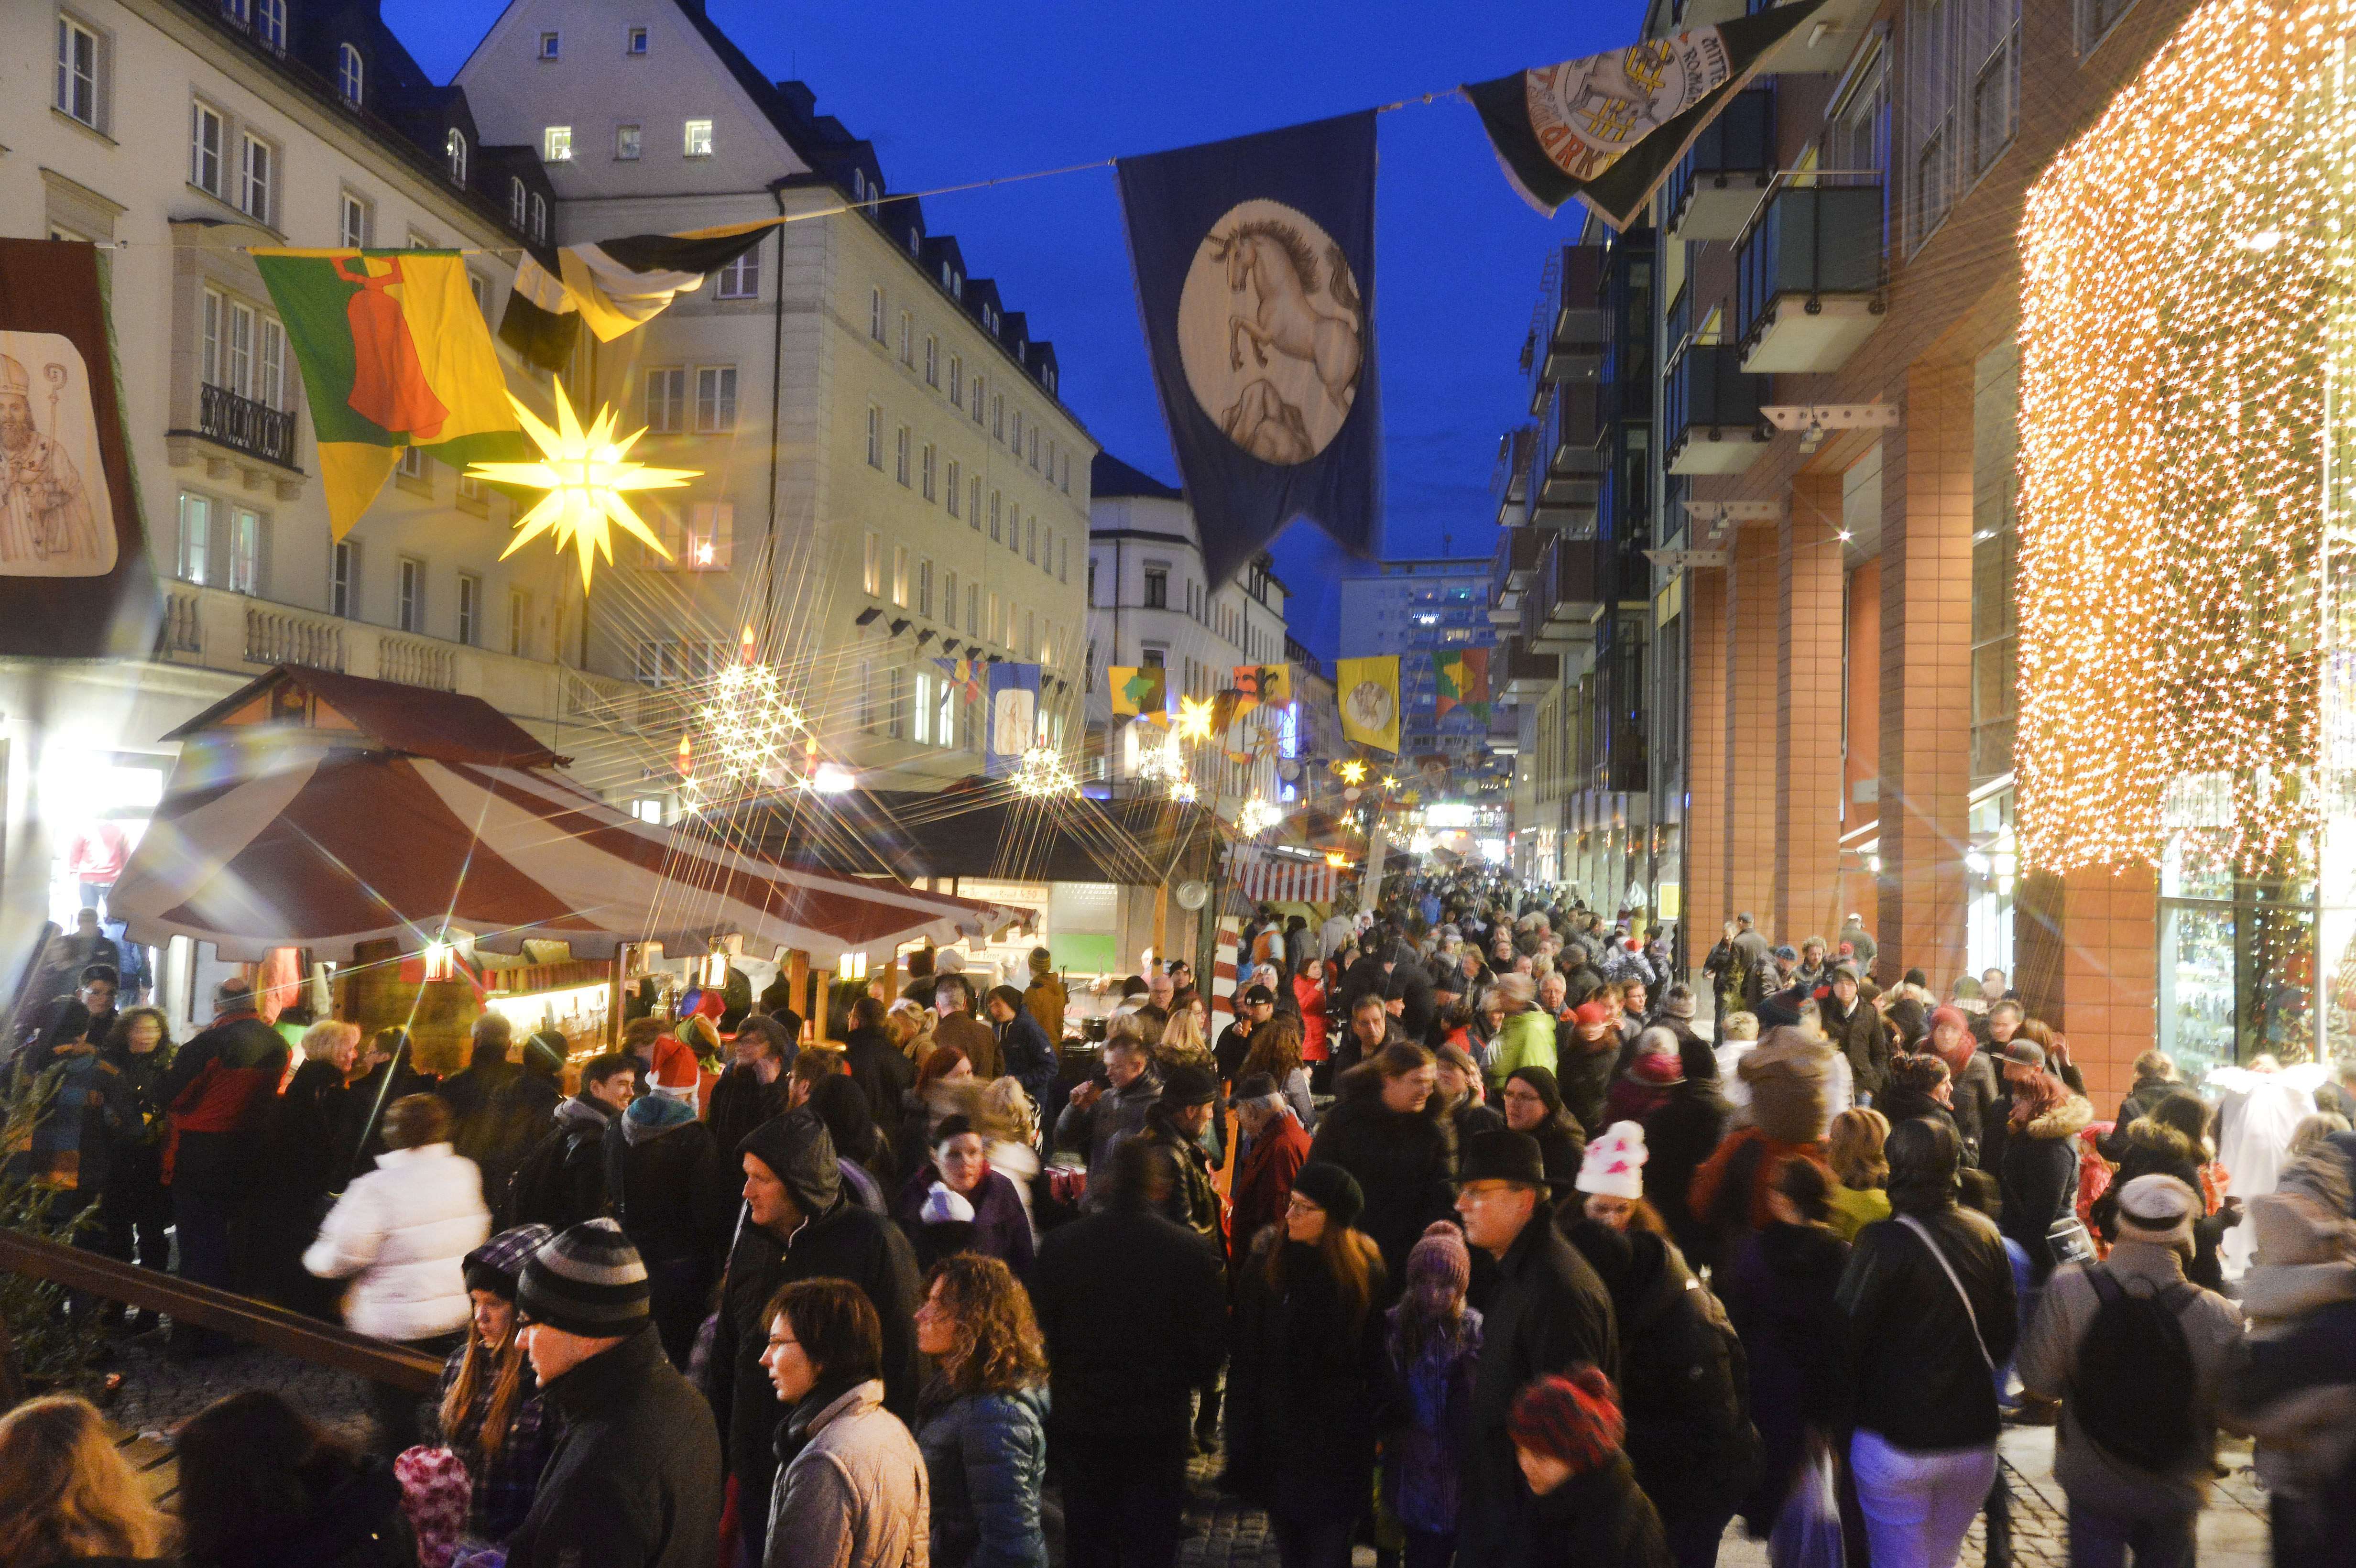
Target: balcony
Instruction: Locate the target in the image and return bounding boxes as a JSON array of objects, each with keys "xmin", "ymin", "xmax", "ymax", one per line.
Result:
[
  {"xmin": 1501, "ymin": 643, "xmax": 1560, "ymax": 699},
  {"xmin": 1736, "ymin": 185, "xmax": 1886, "ymax": 374},
  {"xmin": 1665, "ymin": 345, "xmax": 1770, "ymax": 476},
  {"xmin": 1530, "ymin": 535, "xmax": 1601, "ymax": 656},
  {"xmin": 1541, "ymin": 246, "xmax": 1606, "ymax": 385},
  {"xmin": 167, "ymin": 384, "xmax": 306, "ymax": 502},
  {"xmin": 1489, "ymin": 527, "xmax": 1547, "ymax": 624},
  {"xmin": 1531, "ymin": 385, "xmax": 1603, "ymax": 534},
  {"xmin": 1665, "ymin": 86, "xmax": 1775, "ymax": 243}
]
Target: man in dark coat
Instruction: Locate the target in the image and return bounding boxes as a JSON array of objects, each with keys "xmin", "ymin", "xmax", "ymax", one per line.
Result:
[
  {"xmin": 512, "ymin": 1053, "xmax": 636, "ymax": 1231},
  {"xmin": 1454, "ymin": 1128, "xmax": 1620, "ymax": 1564},
  {"xmin": 709, "ymin": 1107, "xmax": 925, "ymax": 1549},
  {"xmin": 161, "ymin": 977, "xmax": 288, "ymax": 1353},
  {"xmin": 1032, "ymin": 1136, "xmax": 1228, "ymax": 1568},
  {"xmin": 436, "ymin": 1014, "xmax": 518, "ymax": 1165},
  {"xmin": 984, "ymin": 983, "xmax": 1059, "ymax": 1113},
  {"xmin": 507, "ymin": 1220, "xmax": 722, "ymax": 1568},
  {"xmin": 1817, "ymin": 966, "xmax": 1887, "ymax": 1103},
  {"xmin": 482, "ymin": 1031, "xmax": 566, "ymax": 1225},
  {"xmin": 601, "ymin": 1094, "xmax": 729, "ymax": 1369},
  {"xmin": 1217, "ymin": 985, "xmax": 1272, "ymax": 1082},
  {"xmin": 839, "ymin": 994, "xmax": 913, "ymax": 1131},
  {"xmin": 1385, "ymin": 942, "xmax": 1438, "ymax": 1042}
]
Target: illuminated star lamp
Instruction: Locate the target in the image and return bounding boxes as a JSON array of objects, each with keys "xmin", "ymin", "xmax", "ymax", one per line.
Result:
[
  {"xmin": 467, "ymin": 380, "xmax": 699, "ymax": 588},
  {"xmin": 1011, "ymin": 745, "xmax": 1079, "ymax": 800},
  {"xmin": 1338, "ymin": 760, "xmax": 1368, "ymax": 786},
  {"xmin": 1238, "ymin": 795, "xmax": 1281, "ymax": 836},
  {"xmin": 1175, "ymin": 696, "xmax": 1218, "ymax": 742}
]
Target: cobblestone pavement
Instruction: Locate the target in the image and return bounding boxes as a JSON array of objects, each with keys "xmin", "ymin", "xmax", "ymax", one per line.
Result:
[{"xmin": 97, "ymin": 1328, "xmax": 376, "ymax": 1452}]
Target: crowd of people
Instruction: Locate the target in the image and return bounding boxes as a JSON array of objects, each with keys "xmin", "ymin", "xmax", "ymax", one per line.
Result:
[{"xmin": 2, "ymin": 877, "xmax": 2356, "ymax": 1568}]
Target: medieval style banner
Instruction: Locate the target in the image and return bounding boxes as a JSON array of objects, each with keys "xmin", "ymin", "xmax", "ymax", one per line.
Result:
[
  {"xmin": 985, "ymin": 662, "xmax": 1043, "ymax": 776},
  {"xmin": 1463, "ymin": 0, "xmax": 1822, "ymax": 228},
  {"xmin": 0, "ymin": 239, "xmax": 157, "ymax": 657},
  {"xmin": 1117, "ymin": 111, "xmax": 1382, "ymax": 590}
]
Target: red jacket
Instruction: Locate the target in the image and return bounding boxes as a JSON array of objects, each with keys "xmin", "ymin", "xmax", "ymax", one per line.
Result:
[
  {"xmin": 1228, "ymin": 1111, "xmax": 1313, "ymax": 1277},
  {"xmin": 1292, "ymin": 975, "xmax": 1328, "ymax": 1061}
]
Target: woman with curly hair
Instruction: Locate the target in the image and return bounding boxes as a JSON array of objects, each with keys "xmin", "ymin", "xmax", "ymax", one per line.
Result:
[
  {"xmin": 0, "ymin": 1394, "xmax": 170, "ymax": 1566},
  {"xmin": 1238, "ymin": 1010, "xmax": 1316, "ymax": 1134},
  {"xmin": 913, "ymin": 1253, "xmax": 1051, "ymax": 1567}
]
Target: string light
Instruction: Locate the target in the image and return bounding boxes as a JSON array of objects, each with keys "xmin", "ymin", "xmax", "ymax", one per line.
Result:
[
  {"xmin": 1238, "ymin": 795, "xmax": 1281, "ymax": 836},
  {"xmin": 691, "ymin": 627, "xmax": 807, "ymax": 791},
  {"xmin": 1011, "ymin": 745, "xmax": 1079, "ymax": 799},
  {"xmin": 2018, "ymin": 0, "xmax": 2356, "ymax": 882},
  {"xmin": 467, "ymin": 380, "xmax": 698, "ymax": 588}
]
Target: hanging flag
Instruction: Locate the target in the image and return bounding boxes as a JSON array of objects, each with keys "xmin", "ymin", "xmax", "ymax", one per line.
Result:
[
  {"xmin": 1433, "ymin": 647, "xmax": 1491, "ymax": 723},
  {"xmin": 985, "ymin": 662, "xmax": 1042, "ymax": 775},
  {"xmin": 1463, "ymin": 2, "xmax": 1824, "ymax": 228},
  {"xmin": 252, "ymin": 250, "xmax": 523, "ymax": 538},
  {"xmin": 499, "ymin": 218, "xmax": 783, "ymax": 371},
  {"xmin": 1335, "ymin": 655, "xmax": 1400, "ymax": 753},
  {"xmin": 0, "ymin": 240, "xmax": 157, "ymax": 656},
  {"xmin": 1109, "ymin": 664, "xmax": 1168, "ymax": 719},
  {"xmin": 1234, "ymin": 664, "xmax": 1293, "ymax": 708},
  {"xmin": 1117, "ymin": 112, "xmax": 1382, "ymax": 590},
  {"xmin": 933, "ymin": 656, "xmax": 984, "ymax": 704}
]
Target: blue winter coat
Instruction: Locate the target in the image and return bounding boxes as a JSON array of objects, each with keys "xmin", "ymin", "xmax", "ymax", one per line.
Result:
[
  {"xmin": 993, "ymin": 1012, "xmax": 1058, "ymax": 1117},
  {"xmin": 915, "ymin": 1382, "xmax": 1050, "ymax": 1568}
]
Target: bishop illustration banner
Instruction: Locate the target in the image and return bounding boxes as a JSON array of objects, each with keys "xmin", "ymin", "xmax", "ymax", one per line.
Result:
[
  {"xmin": 1462, "ymin": 0, "xmax": 1823, "ymax": 227},
  {"xmin": 253, "ymin": 250, "xmax": 523, "ymax": 537},
  {"xmin": 985, "ymin": 662, "xmax": 1042, "ymax": 776},
  {"xmin": 1117, "ymin": 111, "xmax": 1382, "ymax": 590},
  {"xmin": 1335, "ymin": 655, "xmax": 1400, "ymax": 753}
]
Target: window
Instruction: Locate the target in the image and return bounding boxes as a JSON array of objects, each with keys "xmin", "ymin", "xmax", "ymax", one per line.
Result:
[
  {"xmin": 456, "ymin": 574, "xmax": 480, "ymax": 644},
  {"xmin": 1088, "ymin": 559, "xmax": 1096, "ymax": 607},
  {"xmin": 337, "ymin": 42, "xmax": 363, "ymax": 107},
  {"xmin": 396, "ymin": 444, "xmax": 426, "ymax": 480},
  {"xmin": 913, "ymin": 671, "xmax": 932, "ymax": 744},
  {"xmin": 684, "ymin": 119, "xmax": 713, "ymax": 157},
  {"xmin": 457, "ymin": 469, "xmax": 487, "ymax": 507},
  {"xmin": 258, "ymin": 318, "xmax": 284, "ymax": 409},
  {"xmin": 177, "ymin": 493, "xmax": 210, "ymax": 584},
  {"xmin": 509, "ymin": 177, "xmax": 527, "ymax": 229},
  {"xmin": 891, "ymin": 544, "xmax": 909, "ymax": 607},
  {"xmin": 715, "ymin": 247, "xmax": 758, "ymax": 299},
  {"xmin": 627, "ymin": 25, "xmax": 649, "ymax": 54},
  {"xmin": 1906, "ymin": 0, "xmax": 2021, "ymax": 251},
  {"xmin": 972, "ymin": 375, "xmax": 986, "ymax": 425},
  {"xmin": 1010, "ymin": 408, "xmax": 1023, "ymax": 453},
  {"xmin": 932, "ymin": 676, "xmax": 954, "ymax": 748},
  {"xmin": 407, "ymin": 229, "xmax": 435, "ymax": 252},
  {"xmin": 530, "ymin": 194, "xmax": 547, "ymax": 243},
  {"xmin": 1025, "ymin": 517, "xmax": 1036, "ymax": 565},
  {"xmin": 190, "ymin": 101, "xmax": 224, "ymax": 196},
  {"xmin": 966, "ymin": 583, "xmax": 979, "ymax": 638},
  {"xmin": 331, "ymin": 540, "xmax": 357, "ymax": 617},
  {"xmin": 445, "ymin": 127, "xmax": 467, "ymax": 185},
  {"xmin": 862, "ymin": 531, "xmax": 882, "ymax": 595},
  {"xmin": 615, "ymin": 123, "xmax": 643, "ymax": 160},
  {"xmin": 920, "ymin": 442, "xmax": 937, "ymax": 501},
  {"xmin": 1058, "ymin": 538, "xmax": 1068, "ymax": 583},
  {"xmin": 946, "ymin": 459, "xmax": 962, "ymax": 517},
  {"xmin": 644, "ymin": 367, "xmax": 686, "ymax": 434},
  {"xmin": 644, "ymin": 502, "xmax": 732, "ymax": 569},
  {"xmin": 507, "ymin": 590, "xmax": 530, "ymax": 655},
  {"xmin": 992, "ymin": 392, "xmax": 1004, "ymax": 440},
  {"xmin": 339, "ymin": 191, "xmax": 368, "ymax": 249},
  {"xmin": 924, "ymin": 336, "xmax": 939, "ymax": 387},
  {"xmin": 633, "ymin": 640, "xmax": 722, "ymax": 686},
  {"xmin": 894, "ymin": 426, "xmax": 911, "ymax": 486},
  {"xmin": 1060, "ymin": 453, "xmax": 1070, "ymax": 495},
  {"xmin": 948, "ymin": 355, "xmax": 962, "ymax": 403},
  {"xmin": 694, "ymin": 366, "xmax": 736, "ymax": 432},
  {"xmin": 1144, "ymin": 566, "xmax": 1168, "ymax": 609},
  {"xmin": 943, "ymin": 569, "xmax": 958, "ymax": 625},
  {"xmin": 257, "ymin": 0, "xmax": 285, "ymax": 51},
  {"xmin": 396, "ymin": 557, "xmax": 424, "ymax": 632},
  {"xmin": 1008, "ymin": 512, "xmax": 1021, "ymax": 555},
  {"xmin": 538, "ymin": 30, "xmax": 561, "ymax": 59},
  {"xmin": 870, "ymin": 287, "xmax": 887, "ymax": 342},
  {"xmin": 899, "ymin": 311, "xmax": 913, "ymax": 367},
  {"xmin": 866, "ymin": 405, "xmax": 884, "ymax": 468},
  {"xmin": 56, "ymin": 16, "xmax": 102, "ymax": 130},
  {"xmin": 544, "ymin": 125, "xmax": 573, "ymax": 162},
  {"xmin": 917, "ymin": 557, "xmax": 934, "ymax": 618},
  {"xmin": 988, "ymin": 591, "xmax": 1001, "ymax": 646},
  {"xmin": 1028, "ymin": 428, "xmax": 1039, "ymax": 470},
  {"xmin": 989, "ymin": 490, "xmax": 1001, "ymax": 542},
  {"xmin": 969, "ymin": 476, "xmax": 982, "ymax": 528}
]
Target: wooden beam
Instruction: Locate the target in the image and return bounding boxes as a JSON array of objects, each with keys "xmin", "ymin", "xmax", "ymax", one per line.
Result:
[{"xmin": 0, "ymin": 1232, "xmax": 445, "ymax": 1393}]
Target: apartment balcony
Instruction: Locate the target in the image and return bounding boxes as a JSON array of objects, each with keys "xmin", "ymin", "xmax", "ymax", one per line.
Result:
[
  {"xmin": 1530, "ymin": 385, "xmax": 1603, "ymax": 534},
  {"xmin": 1529, "ymin": 535, "xmax": 1601, "ymax": 657},
  {"xmin": 167, "ymin": 384, "xmax": 307, "ymax": 502},
  {"xmin": 1665, "ymin": 345, "xmax": 1770, "ymax": 476},
  {"xmin": 1540, "ymin": 246, "xmax": 1606, "ymax": 386},
  {"xmin": 1736, "ymin": 185, "xmax": 1887, "ymax": 374},
  {"xmin": 1664, "ymin": 86, "xmax": 1775, "ymax": 243},
  {"xmin": 1501, "ymin": 642, "xmax": 1560, "ymax": 699},
  {"xmin": 1489, "ymin": 527, "xmax": 1547, "ymax": 624}
]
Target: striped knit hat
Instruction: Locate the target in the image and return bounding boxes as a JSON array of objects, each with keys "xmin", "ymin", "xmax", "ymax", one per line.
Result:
[{"xmin": 517, "ymin": 1219, "xmax": 650, "ymax": 1339}]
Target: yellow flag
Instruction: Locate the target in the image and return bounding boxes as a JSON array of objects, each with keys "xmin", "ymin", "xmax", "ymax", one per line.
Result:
[{"xmin": 1335, "ymin": 656, "xmax": 1400, "ymax": 753}]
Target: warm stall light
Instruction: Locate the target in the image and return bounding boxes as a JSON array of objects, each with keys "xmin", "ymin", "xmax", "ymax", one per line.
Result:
[
  {"xmin": 420, "ymin": 939, "xmax": 456, "ymax": 983},
  {"xmin": 837, "ymin": 951, "xmax": 869, "ymax": 980}
]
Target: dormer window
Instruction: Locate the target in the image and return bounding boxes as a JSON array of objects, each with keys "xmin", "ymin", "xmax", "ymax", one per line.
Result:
[
  {"xmin": 852, "ymin": 171, "xmax": 867, "ymax": 202},
  {"xmin": 907, "ymin": 228, "xmax": 919, "ymax": 257},
  {"xmin": 538, "ymin": 31, "xmax": 561, "ymax": 59},
  {"xmin": 338, "ymin": 43, "xmax": 363, "ymax": 106},
  {"xmin": 626, "ymin": 26, "xmax": 649, "ymax": 54},
  {"xmin": 446, "ymin": 128, "xmax": 467, "ymax": 185}
]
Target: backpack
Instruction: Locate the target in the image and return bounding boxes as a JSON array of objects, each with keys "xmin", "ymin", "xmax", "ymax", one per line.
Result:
[
  {"xmin": 2073, "ymin": 1268, "xmax": 2203, "ymax": 1473},
  {"xmin": 507, "ymin": 1121, "xmax": 597, "ymax": 1230}
]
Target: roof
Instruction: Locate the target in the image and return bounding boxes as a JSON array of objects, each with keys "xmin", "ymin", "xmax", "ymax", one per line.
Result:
[
  {"xmin": 708, "ymin": 789, "xmax": 1227, "ymax": 887},
  {"xmin": 1092, "ymin": 452, "xmax": 1185, "ymax": 501},
  {"xmin": 164, "ymin": 666, "xmax": 569, "ymax": 770}
]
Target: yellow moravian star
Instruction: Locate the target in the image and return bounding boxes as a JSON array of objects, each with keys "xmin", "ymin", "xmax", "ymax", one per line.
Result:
[{"xmin": 467, "ymin": 379, "xmax": 699, "ymax": 588}]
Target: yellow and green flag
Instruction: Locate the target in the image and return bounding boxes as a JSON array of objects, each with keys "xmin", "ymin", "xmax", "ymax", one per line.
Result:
[
  {"xmin": 1335, "ymin": 655, "xmax": 1400, "ymax": 753},
  {"xmin": 253, "ymin": 250, "xmax": 523, "ymax": 537},
  {"xmin": 1109, "ymin": 665, "xmax": 1167, "ymax": 722},
  {"xmin": 1433, "ymin": 647, "xmax": 1491, "ymax": 723}
]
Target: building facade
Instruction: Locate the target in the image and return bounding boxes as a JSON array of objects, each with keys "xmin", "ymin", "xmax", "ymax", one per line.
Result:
[
  {"xmin": 1335, "ymin": 559, "xmax": 1505, "ymax": 799},
  {"xmin": 454, "ymin": 0, "xmax": 1095, "ymax": 795}
]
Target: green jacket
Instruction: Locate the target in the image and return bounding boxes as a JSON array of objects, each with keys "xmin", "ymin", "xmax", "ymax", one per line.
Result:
[{"xmin": 1490, "ymin": 1009, "xmax": 1559, "ymax": 1086}]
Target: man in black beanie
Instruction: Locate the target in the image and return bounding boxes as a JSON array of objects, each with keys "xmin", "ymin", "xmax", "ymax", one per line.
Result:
[{"xmin": 506, "ymin": 1219, "xmax": 722, "ymax": 1568}]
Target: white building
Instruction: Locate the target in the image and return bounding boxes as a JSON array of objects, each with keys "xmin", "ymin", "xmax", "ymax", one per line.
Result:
[
  {"xmin": 1085, "ymin": 453, "xmax": 1294, "ymax": 806},
  {"xmin": 453, "ymin": 0, "xmax": 1096, "ymax": 793}
]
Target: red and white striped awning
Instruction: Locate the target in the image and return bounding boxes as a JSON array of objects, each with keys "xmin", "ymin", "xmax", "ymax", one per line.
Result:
[
  {"xmin": 112, "ymin": 743, "xmax": 1027, "ymax": 964},
  {"xmin": 1227, "ymin": 849, "xmax": 1339, "ymax": 906}
]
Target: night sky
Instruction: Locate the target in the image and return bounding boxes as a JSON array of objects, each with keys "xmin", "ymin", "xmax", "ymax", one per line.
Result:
[{"xmin": 385, "ymin": 1, "xmax": 1649, "ymax": 660}]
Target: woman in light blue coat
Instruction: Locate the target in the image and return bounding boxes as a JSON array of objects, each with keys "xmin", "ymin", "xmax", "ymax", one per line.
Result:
[{"xmin": 912, "ymin": 1253, "xmax": 1050, "ymax": 1568}]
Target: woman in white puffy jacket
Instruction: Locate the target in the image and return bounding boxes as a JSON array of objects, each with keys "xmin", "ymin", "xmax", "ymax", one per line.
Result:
[{"xmin": 306, "ymin": 1092, "xmax": 490, "ymax": 1454}]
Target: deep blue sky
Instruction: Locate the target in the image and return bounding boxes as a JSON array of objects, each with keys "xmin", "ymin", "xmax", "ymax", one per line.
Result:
[{"xmin": 385, "ymin": 0, "xmax": 1648, "ymax": 659}]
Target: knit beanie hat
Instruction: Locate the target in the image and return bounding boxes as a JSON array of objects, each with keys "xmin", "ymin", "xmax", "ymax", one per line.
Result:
[
  {"xmin": 1507, "ymin": 1367, "xmax": 1625, "ymax": 1474},
  {"xmin": 2114, "ymin": 1174, "xmax": 2196, "ymax": 1250},
  {"xmin": 1658, "ymin": 984, "xmax": 1697, "ymax": 1021},
  {"xmin": 1289, "ymin": 1161, "xmax": 1365, "ymax": 1230},
  {"xmin": 1405, "ymin": 1220, "xmax": 1471, "ymax": 1298},
  {"xmin": 1578, "ymin": 1121, "xmax": 1648, "ymax": 1199},
  {"xmin": 463, "ymin": 1224, "xmax": 554, "ymax": 1302},
  {"xmin": 1571, "ymin": 1001, "xmax": 1611, "ymax": 1028},
  {"xmin": 1720, "ymin": 1012, "xmax": 1760, "ymax": 1043},
  {"xmin": 518, "ymin": 1219, "xmax": 651, "ymax": 1339}
]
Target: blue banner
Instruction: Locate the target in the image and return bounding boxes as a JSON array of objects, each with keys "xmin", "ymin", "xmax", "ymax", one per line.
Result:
[
  {"xmin": 985, "ymin": 662, "xmax": 1041, "ymax": 776},
  {"xmin": 1117, "ymin": 112, "xmax": 1381, "ymax": 589}
]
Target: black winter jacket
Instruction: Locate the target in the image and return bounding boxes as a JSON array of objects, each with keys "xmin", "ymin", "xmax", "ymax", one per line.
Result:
[
  {"xmin": 1032, "ymin": 1197, "xmax": 1227, "ymax": 1447},
  {"xmin": 1819, "ymin": 996, "xmax": 1887, "ymax": 1100},
  {"xmin": 1997, "ymin": 1093, "xmax": 2094, "ymax": 1279},
  {"xmin": 1306, "ymin": 1074, "xmax": 1458, "ymax": 1285},
  {"xmin": 270, "ymin": 1058, "xmax": 353, "ymax": 1202},
  {"xmin": 2098, "ymin": 1075, "xmax": 2187, "ymax": 1161},
  {"xmin": 1722, "ymin": 1221, "xmax": 1852, "ymax": 1534},
  {"xmin": 481, "ymin": 1069, "xmax": 562, "ymax": 1225},
  {"xmin": 507, "ymin": 1325, "xmax": 723, "ymax": 1568},
  {"xmin": 1638, "ymin": 1084, "xmax": 1729, "ymax": 1272},
  {"xmin": 1460, "ymin": 1199, "xmax": 1620, "ymax": 1563},
  {"xmin": 603, "ymin": 1111, "xmax": 730, "ymax": 1265},
  {"xmin": 711, "ymin": 1110, "xmax": 925, "ymax": 1546},
  {"xmin": 185, "ymin": 1453, "xmax": 418, "ymax": 1568},
  {"xmin": 438, "ymin": 1053, "xmax": 520, "ymax": 1164},
  {"xmin": 842, "ymin": 1025, "xmax": 914, "ymax": 1133},
  {"xmin": 1522, "ymin": 1453, "xmax": 1673, "ymax": 1568},
  {"xmin": 1223, "ymin": 1235, "xmax": 1390, "ymax": 1518},
  {"xmin": 1835, "ymin": 1202, "xmax": 2018, "ymax": 1449}
]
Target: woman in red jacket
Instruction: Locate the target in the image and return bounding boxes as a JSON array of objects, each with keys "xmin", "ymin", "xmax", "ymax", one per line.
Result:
[{"xmin": 1292, "ymin": 956, "xmax": 1330, "ymax": 1090}]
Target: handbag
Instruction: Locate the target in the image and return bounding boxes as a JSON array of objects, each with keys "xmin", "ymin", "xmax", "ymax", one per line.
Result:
[{"xmin": 1768, "ymin": 1439, "xmax": 1845, "ymax": 1568}]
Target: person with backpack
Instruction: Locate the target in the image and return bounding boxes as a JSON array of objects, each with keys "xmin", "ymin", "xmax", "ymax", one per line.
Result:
[
  {"xmin": 2016, "ymin": 1174, "xmax": 2245, "ymax": 1568},
  {"xmin": 511, "ymin": 1054, "xmax": 637, "ymax": 1230}
]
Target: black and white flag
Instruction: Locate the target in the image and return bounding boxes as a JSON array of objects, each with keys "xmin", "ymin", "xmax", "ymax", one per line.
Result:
[{"xmin": 498, "ymin": 219, "xmax": 781, "ymax": 371}]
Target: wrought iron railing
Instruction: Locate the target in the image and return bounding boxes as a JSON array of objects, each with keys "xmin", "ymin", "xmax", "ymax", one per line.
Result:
[{"xmin": 198, "ymin": 381, "xmax": 297, "ymax": 467}]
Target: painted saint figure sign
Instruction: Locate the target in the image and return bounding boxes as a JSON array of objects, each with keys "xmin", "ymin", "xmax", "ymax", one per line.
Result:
[{"xmin": 0, "ymin": 333, "xmax": 115, "ymax": 576}]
